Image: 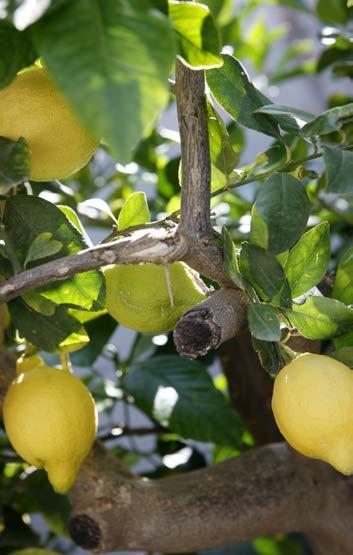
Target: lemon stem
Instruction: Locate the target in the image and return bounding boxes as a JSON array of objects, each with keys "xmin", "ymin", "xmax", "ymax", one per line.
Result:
[{"xmin": 60, "ymin": 352, "xmax": 72, "ymax": 373}]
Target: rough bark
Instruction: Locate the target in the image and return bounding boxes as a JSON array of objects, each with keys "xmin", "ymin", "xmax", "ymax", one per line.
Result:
[
  {"xmin": 69, "ymin": 441, "xmax": 353, "ymax": 554},
  {"xmin": 175, "ymin": 60, "xmax": 232, "ymax": 287}
]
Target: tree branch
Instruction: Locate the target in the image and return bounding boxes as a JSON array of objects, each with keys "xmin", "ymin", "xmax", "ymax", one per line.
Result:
[
  {"xmin": 175, "ymin": 61, "xmax": 232, "ymax": 287},
  {"xmin": 174, "ymin": 288, "xmax": 248, "ymax": 358},
  {"xmin": 69, "ymin": 441, "xmax": 353, "ymax": 554},
  {"xmin": 0, "ymin": 224, "xmax": 187, "ymax": 303}
]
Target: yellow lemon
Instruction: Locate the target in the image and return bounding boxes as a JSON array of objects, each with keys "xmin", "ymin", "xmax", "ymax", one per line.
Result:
[
  {"xmin": 3, "ymin": 356, "xmax": 98, "ymax": 493},
  {"xmin": 272, "ymin": 353, "xmax": 353, "ymax": 475},
  {"xmin": 0, "ymin": 67, "xmax": 99, "ymax": 181},
  {"xmin": 104, "ymin": 262, "xmax": 207, "ymax": 334}
]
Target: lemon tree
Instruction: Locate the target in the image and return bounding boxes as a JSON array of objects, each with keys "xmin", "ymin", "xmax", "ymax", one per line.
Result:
[{"xmin": 1, "ymin": 1, "xmax": 353, "ymax": 555}]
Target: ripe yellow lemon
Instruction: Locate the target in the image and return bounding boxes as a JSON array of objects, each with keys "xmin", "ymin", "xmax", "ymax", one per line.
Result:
[
  {"xmin": 272, "ymin": 353, "xmax": 353, "ymax": 475},
  {"xmin": 104, "ymin": 262, "xmax": 207, "ymax": 334},
  {"xmin": 3, "ymin": 356, "xmax": 98, "ymax": 493},
  {"xmin": 0, "ymin": 67, "xmax": 98, "ymax": 181}
]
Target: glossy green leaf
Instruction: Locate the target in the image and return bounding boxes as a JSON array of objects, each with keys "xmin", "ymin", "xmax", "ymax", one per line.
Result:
[
  {"xmin": 4, "ymin": 196, "xmax": 105, "ymax": 311},
  {"xmin": 0, "ymin": 21, "xmax": 36, "ymax": 87},
  {"xmin": 118, "ymin": 191, "xmax": 151, "ymax": 231},
  {"xmin": 247, "ymin": 303, "xmax": 281, "ymax": 342},
  {"xmin": 329, "ymin": 347, "xmax": 353, "ymax": 368},
  {"xmin": 8, "ymin": 298, "xmax": 85, "ymax": 352},
  {"xmin": 332, "ymin": 246, "xmax": 353, "ymax": 304},
  {"xmin": 33, "ymin": 0, "xmax": 175, "ymax": 163},
  {"xmin": 255, "ymin": 103, "xmax": 314, "ymax": 123},
  {"xmin": 21, "ymin": 291, "xmax": 56, "ymax": 316},
  {"xmin": 71, "ymin": 313, "xmax": 117, "ymax": 366},
  {"xmin": 222, "ymin": 227, "xmax": 243, "ymax": 289},
  {"xmin": 252, "ymin": 337, "xmax": 294, "ymax": 374},
  {"xmin": 0, "ymin": 137, "xmax": 30, "ymax": 193},
  {"xmin": 287, "ymin": 296, "xmax": 353, "ymax": 339},
  {"xmin": 206, "ymin": 54, "xmax": 281, "ymax": 138},
  {"xmin": 333, "ymin": 329, "xmax": 353, "ymax": 349},
  {"xmin": 251, "ymin": 173, "xmax": 310, "ymax": 255},
  {"xmin": 301, "ymin": 104, "xmax": 353, "ymax": 137},
  {"xmin": 168, "ymin": 1, "xmax": 222, "ymax": 69},
  {"xmin": 324, "ymin": 146, "xmax": 353, "ymax": 197},
  {"xmin": 285, "ymin": 222, "xmax": 330, "ymax": 298},
  {"xmin": 207, "ymin": 100, "xmax": 238, "ymax": 186},
  {"xmin": 240, "ymin": 243, "xmax": 292, "ymax": 307},
  {"xmin": 124, "ymin": 355, "xmax": 244, "ymax": 446},
  {"xmin": 24, "ymin": 232, "xmax": 63, "ymax": 268}
]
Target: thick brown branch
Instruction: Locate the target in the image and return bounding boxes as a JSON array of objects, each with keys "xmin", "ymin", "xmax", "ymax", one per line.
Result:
[
  {"xmin": 69, "ymin": 441, "xmax": 353, "ymax": 554},
  {"xmin": 175, "ymin": 61, "xmax": 232, "ymax": 286},
  {"xmin": 176, "ymin": 61, "xmax": 212, "ymax": 238},
  {"xmin": 174, "ymin": 288, "xmax": 248, "ymax": 358},
  {"xmin": 0, "ymin": 224, "xmax": 187, "ymax": 303}
]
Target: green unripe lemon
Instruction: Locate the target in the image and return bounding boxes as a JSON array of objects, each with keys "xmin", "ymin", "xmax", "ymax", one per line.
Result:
[
  {"xmin": 3, "ymin": 356, "xmax": 98, "ymax": 493},
  {"xmin": 272, "ymin": 353, "xmax": 353, "ymax": 475},
  {"xmin": 0, "ymin": 67, "xmax": 98, "ymax": 181},
  {"xmin": 104, "ymin": 262, "xmax": 207, "ymax": 334}
]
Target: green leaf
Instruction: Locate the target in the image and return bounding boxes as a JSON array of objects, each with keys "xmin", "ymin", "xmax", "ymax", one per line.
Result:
[
  {"xmin": 118, "ymin": 191, "xmax": 151, "ymax": 231},
  {"xmin": 317, "ymin": 0, "xmax": 353, "ymax": 24},
  {"xmin": 240, "ymin": 243, "xmax": 292, "ymax": 307},
  {"xmin": 24, "ymin": 232, "xmax": 63, "ymax": 268},
  {"xmin": 168, "ymin": 1, "xmax": 222, "ymax": 69},
  {"xmin": 222, "ymin": 226, "xmax": 243, "ymax": 289},
  {"xmin": 207, "ymin": 100, "xmax": 238, "ymax": 187},
  {"xmin": 33, "ymin": 0, "xmax": 175, "ymax": 163},
  {"xmin": 255, "ymin": 103, "xmax": 314, "ymax": 123},
  {"xmin": 252, "ymin": 337, "xmax": 290, "ymax": 374},
  {"xmin": 206, "ymin": 54, "xmax": 280, "ymax": 138},
  {"xmin": 333, "ymin": 330, "xmax": 353, "ymax": 349},
  {"xmin": 301, "ymin": 104, "xmax": 353, "ymax": 137},
  {"xmin": 247, "ymin": 303, "xmax": 281, "ymax": 342},
  {"xmin": 0, "ymin": 137, "xmax": 30, "ymax": 193},
  {"xmin": 21, "ymin": 291, "xmax": 56, "ymax": 316},
  {"xmin": 0, "ymin": 21, "xmax": 36, "ymax": 87},
  {"xmin": 285, "ymin": 222, "xmax": 330, "ymax": 298},
  {"xmin": 251, "ymin": 173, "xmax": 310, "ymax": 255},
  {"xmin": 332, "ymin": 246, "xmax": 353, "ymax": 304},
  {"xmin": 324, "ymin": 146, "xmax": 353, "ymax": 197},
  {"xmin": 71, "ymin": 313, "xmax": 117, "ymax": 366},
  {"xmin": 4, "ymin": 195, "xmax": 105, "ymax": 311},
  {"xmin": 287, "ymin": 296, "xmax": 353, "ymax": 339},
  {"xmin": 58, "ymin": 204, "xmax": 93, "ymax": 244},
  {"xmin": 8, "ymin": 298, "xmax": 84, "ymax": 352},
  {"xmin": 124, "ymin": 355, "xmax": 244, "ymax": 446},
  {"xmin": 329, "ymin": 347, "xmax": 353, "ymax": 368}
]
